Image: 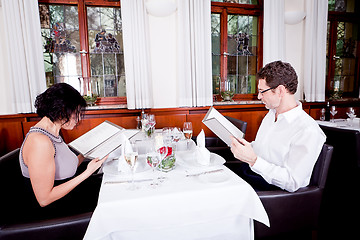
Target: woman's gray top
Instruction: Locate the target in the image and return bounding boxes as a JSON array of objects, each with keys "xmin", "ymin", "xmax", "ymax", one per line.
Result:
[{"xmin": 19, "ymin": 127, "xmax": 78, "ymax": 180}]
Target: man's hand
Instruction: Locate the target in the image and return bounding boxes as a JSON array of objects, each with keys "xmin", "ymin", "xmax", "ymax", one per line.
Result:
[{"xmin": 230, "ymin": 137, "xmax": 257, "ymax": 166}]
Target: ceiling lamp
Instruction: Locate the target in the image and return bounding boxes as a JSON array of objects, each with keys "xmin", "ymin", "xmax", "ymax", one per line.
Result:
[{"xmin": 145, "ymin": 0, "xmax": 177, "ymax": 17}]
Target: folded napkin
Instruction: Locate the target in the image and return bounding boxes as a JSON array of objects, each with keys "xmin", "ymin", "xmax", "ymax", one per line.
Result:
[
  {"xmin": 117, "ymin": 134, "xmax": 134, "ymax": 173},
  {"xmin": 195, "ymin": 130, "xmax": 211, "ymax": 166}
]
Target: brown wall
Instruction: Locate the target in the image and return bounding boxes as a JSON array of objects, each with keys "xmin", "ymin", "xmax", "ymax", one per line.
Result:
[{"xmin": 1, "ymin": 100, "xmax": 360, "ymax": 157}]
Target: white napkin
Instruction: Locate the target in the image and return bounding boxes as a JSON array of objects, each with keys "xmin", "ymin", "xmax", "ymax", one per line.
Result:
[
  {"xmin": 195, "ymin": 130, "xmax": 211, "ymax": 166},
  {"xmin": 117, "ymin": 134, "xmax": 133, "ymax": 173}
]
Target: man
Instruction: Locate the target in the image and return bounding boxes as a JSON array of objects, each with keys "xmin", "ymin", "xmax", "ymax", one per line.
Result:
[{"xmin": 230, "ymin": 61, "xmax": 326, "ymax": 192}]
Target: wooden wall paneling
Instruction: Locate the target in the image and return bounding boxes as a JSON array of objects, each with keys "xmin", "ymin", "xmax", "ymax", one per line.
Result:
[
  {"xmin": 151, "ymin": 114, "xmax": 187, "ymax": 129},
  {"xmin": 0, "ymin": 120, "xmax": 25, "ymax": 156},
  {"xmin": 2, "ymin": 100, "xmax": 360, "ymax": 155},
  {"xmin": 22, "ymin": 122, "xmax": 37, "ymax": 136},
  {"xmin": 221, "ymin": 109, "xmax": 267, "ymax": 142},
  {"xmin": 186, "ymin": 113, "xmax": 211, "ymax": 137},
  {"xmin": 61, "ymin": 116, "xmax": 138, "ymax": 143},
  {"xmin": 309, "ymin": 106, "xmax": 360, "ymax": 121}
]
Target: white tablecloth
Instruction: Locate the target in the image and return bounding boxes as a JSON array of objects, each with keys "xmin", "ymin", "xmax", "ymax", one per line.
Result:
[
  {"xmin": 317, "ymin": 119, "xmax": 360, "ymax": 131},
  {"xmin": 84, "ymin": 137, "xmax": 269, "ymax": 240}
]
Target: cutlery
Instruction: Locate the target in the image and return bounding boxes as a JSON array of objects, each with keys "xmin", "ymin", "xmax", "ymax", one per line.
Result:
[
  {"xmin": 186, "ymin": 168, "xmax": 224, "ymax": 177},
  {"xmin": 104, "ymin": 177, "xmax": 166, "ymax": 184}
]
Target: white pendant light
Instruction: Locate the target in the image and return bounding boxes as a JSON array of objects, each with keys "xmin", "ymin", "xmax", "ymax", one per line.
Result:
[
  {"xmin": 284, "ymin": 11, "xmax": 306, "ymax": 25},
  {"xmin": 145, "ymin": 0, "xmax": 177, "ymax": 17}
]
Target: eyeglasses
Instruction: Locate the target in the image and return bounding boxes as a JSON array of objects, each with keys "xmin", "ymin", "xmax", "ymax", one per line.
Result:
[{"xmin": 258, "ymin": 86, "xmax": 276, "ymax": 94}]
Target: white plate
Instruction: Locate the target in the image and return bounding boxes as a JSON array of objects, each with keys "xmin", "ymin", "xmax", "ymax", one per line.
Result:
[
  {"xmin": 102, "ymin": 155, "xmax": 151, "ymax": 175},
  {"xmin": 198, "ymin": 170, "xmax": 230, "ymax": 184},
  {"xmin": 176, "ymin": 152, "xmax": 225, "ymax": 169}
]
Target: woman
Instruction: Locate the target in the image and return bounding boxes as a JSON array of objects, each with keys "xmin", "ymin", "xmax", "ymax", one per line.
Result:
[{"xmin": 19, "ymin": 83, "xmax": 107, "ymax": 218}]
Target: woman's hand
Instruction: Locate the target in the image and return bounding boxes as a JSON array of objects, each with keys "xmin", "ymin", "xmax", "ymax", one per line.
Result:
[
  {"xmin": 85, "ymin": 155, "xmax": 108, "ymax": 176},
  {"xmin": 230, "ymin": 137, "xmax": 257, "ymax": 166}
]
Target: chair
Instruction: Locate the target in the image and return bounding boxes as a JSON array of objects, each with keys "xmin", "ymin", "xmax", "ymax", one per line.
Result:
[
  {"xmin": 0, "ymin": 148, "xmax": 93, "ymax": 240},
  {"xmin": 317, "ymin": 125, "xmax": 360, "ymax": 239},
  {"xmin": 254, "ymin": 144, "xmax": 333, "ymax": 239}
]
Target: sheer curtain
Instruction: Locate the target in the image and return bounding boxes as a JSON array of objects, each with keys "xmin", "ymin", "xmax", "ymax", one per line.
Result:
[
  {"xmin": 263, "ymin": 0, "xmax": 285, "ymax": 65},
  {"xmin": 176, "ymin": 0, "xmax": 213, "ymax": 107},
  {"xmin": 0, "ymin": 0, "xmax": 46, "ymax": 114},
  {"xmin": 121, "ymin": 0, "xmax": 153, "ymax": 109},
  {"xmin": 303, "ymin": 0, "xmax": 328, "ymax": 102}
]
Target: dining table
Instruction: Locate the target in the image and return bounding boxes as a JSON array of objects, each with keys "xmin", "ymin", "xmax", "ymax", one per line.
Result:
[
  {"xmin": 83, "ymin": 130, "xmax": 269, "ymax": 240},
  {"xmin": 316, "ymin": 118, "xmax": 360, "ymax": 131}
]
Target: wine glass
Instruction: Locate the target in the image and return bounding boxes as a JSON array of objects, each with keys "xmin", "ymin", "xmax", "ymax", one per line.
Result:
[
  {"xmin": 346, "ymin": 107, "xmax": 356, "ymax": 126},
  {"xmin": 147, "ymin": 114, "xmax": 156, "ymax": 137},
  {"xmin": 183, "ymin": 122, "xmax": 193, "ymax": 149},
  {"xmin": 162, "ymin": 127, "xmax": 172, "ymax": 145},
  {"xmin": 172, "ymin": 127, "xmax": 182, "ymax": 143},
  {"xmin": 145, "ymin": 141, "xmax": 161, "ymax": 188},
  {"xmin": 330, "ymin": 106, "xmax": 337, "ymax": 122},
  {"xmin": 124, "ymin": 142, "xmax": 139, "ymax": 190}
]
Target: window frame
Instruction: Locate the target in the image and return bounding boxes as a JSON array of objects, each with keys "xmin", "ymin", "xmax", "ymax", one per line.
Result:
[
  {"xmin": 211, "ymin": 1, "xmax": 263, "ymax": 101},
  {"xmin": 38, "ymin": 0, "xmax": 126, "ymax": 105},
  {"xmin": 327, "ymin": 10, "xmax": 360, "ymax": 99}
]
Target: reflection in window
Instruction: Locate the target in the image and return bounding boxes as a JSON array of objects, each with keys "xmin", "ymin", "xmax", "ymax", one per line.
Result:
[
  {"xmin": 39, "ymin": 4, "xmax": 82, "ymax": 92},
  {"xmin": 211, "ymin": 14, "xmax": 221, "ymax": 94},
  {"xmin": 328, "ymin": 0, "xmax": 356, "ymax": 12},
  {"xmin": 227, "ymin": 15, "xmax": 257, "ymax": 94},
  {"xmin": 211, "ymin": 1, "xmax": 260, "ymax": 99},
  {"xmin": 87, "ymin": 7, "xmax": 126, "ymax": 97}
]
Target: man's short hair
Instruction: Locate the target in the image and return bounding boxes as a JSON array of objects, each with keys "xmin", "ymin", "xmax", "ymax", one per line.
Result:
[{"xmin": 256, "ymin": 60, "xmax": 298, "ymax": 94}]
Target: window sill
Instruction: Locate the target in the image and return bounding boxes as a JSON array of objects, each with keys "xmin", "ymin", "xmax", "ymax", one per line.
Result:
[
  {"xmin": 85, "ymin": 100, "xmax": 264, "ymax": 111},
  {"xmin": 213, "ymin": 100, "xmax": 263, "ymax": 105},
  {"xmin": 86, "ymin": 104, "xmax": 128, "ymax": 110}
]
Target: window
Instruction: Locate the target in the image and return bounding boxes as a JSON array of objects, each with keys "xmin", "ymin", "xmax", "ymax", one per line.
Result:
[
  {"xmin": 327, "ymin": 0, "xmax": 360, "ymax": 99},
  {"xmin": 38, "ymin": 0, "xmax": 125, "ymax": 104},
  {"xmin": 211, "ymin": 0, "xmax": 263, "ymax": 101}
]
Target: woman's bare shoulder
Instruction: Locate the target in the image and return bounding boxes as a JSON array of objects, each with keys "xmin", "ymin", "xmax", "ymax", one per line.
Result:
[{"xmin": 23, "ymin": 132, "xmax": 55, "ymax": 162}]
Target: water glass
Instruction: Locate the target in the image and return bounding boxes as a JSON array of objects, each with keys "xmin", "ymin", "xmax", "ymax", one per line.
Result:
[
  {"xmin": 346, "ymin": 107, "xmax": 356, "ymax": 126},
  {"xmin": 145, "ymin": 141, "xmax": 161, "ymax": 188}
]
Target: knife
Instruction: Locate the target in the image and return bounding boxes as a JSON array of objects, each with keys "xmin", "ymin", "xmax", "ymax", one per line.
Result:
[
  {"xmin": 104, "ymin": 177, "xmax": 166, "ymax": 184},
  {"xmin": 186, "ymin": 168, "xmax": 224, "ymax": 177}
]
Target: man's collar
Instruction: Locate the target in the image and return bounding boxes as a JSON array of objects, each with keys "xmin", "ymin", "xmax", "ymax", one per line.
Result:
[{"xmin": 271, "ymin": 101, "xmax": 302, "ymax": 123}]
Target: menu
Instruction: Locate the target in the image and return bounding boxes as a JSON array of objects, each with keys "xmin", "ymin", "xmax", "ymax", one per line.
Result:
[
  {"xmin": 202, "ymin": 107, "xmax": 244, "ymax": 146},
  {"xmin": 68, "ymin": 121, "xmax": 139, "ymax": 159}
]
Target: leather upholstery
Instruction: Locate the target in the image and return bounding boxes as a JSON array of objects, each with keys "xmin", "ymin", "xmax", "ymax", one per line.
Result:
[
  {"xmin": 254, "ymin": 144, "xmax": 333, "ymax": 239},
  {"xmin": 317, "ymin": 125, "xmax": 360, "ymax": 239},
  {"xmin": 201, "ymin": 117, "xmax": 333, "ymax": 238},
  {"xmin": 0, "ymin": 148, "xmax": 93, "ymax": 240}
]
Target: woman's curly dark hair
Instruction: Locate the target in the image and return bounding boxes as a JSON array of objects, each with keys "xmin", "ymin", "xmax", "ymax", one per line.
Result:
[
  {"xmin": 256, "ymin": 61, "xmax": 298, "ymax": 94},
  {"xmin": 35, "ymin": 83, "xmax": 87, "ymax": 124}
]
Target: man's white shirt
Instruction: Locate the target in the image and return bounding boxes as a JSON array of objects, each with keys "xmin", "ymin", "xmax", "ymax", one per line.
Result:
[{"xmin": 251, "ymin": 102, "xmax": 326, "ymax": 192}]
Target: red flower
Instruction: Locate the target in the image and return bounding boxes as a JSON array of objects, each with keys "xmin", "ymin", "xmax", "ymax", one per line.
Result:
[{"xmin": 159, "ymin": 146, "xmax": 172, "ymax": 157}]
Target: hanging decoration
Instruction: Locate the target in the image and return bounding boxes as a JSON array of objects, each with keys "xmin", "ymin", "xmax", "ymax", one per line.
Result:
[
  {"xmin": 43, "ymin": 22, "xmax": 76, "ymax": 53},
  {"xmin": 236, "ymin": 32, "xmax": 252, "ymax": 56},
  {"xmin": 94, "ymin": 29, "xmax": 121, "ymax": 53}
]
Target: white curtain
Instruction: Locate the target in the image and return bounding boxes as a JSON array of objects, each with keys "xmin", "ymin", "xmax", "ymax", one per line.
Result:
[
  {"xmin": 176, "ymin": 0, "xmax": 213, "ymax": 107},
  {"xmin": 0, "ymin": 0, "xmax": 46, "ymax": 114},
  {"xmin": 303, "ymin": 0, "xmax": 328, "ymax": 102},
  {"xmin": 263, "ymin": 0, "xmax": 285, "ymax": 65},
  {"xmin": 121, "ymin": 0, "xmax": 153, "ymax": 109}
]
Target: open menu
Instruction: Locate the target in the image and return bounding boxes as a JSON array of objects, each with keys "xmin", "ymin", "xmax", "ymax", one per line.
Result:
[
  {"xmin": 68, "ymin": 121, "xmax": 139, "ymax": 159},
  {"xmin": 202, "ymin": 107, "xmax": 244, "ymax": 146}
]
